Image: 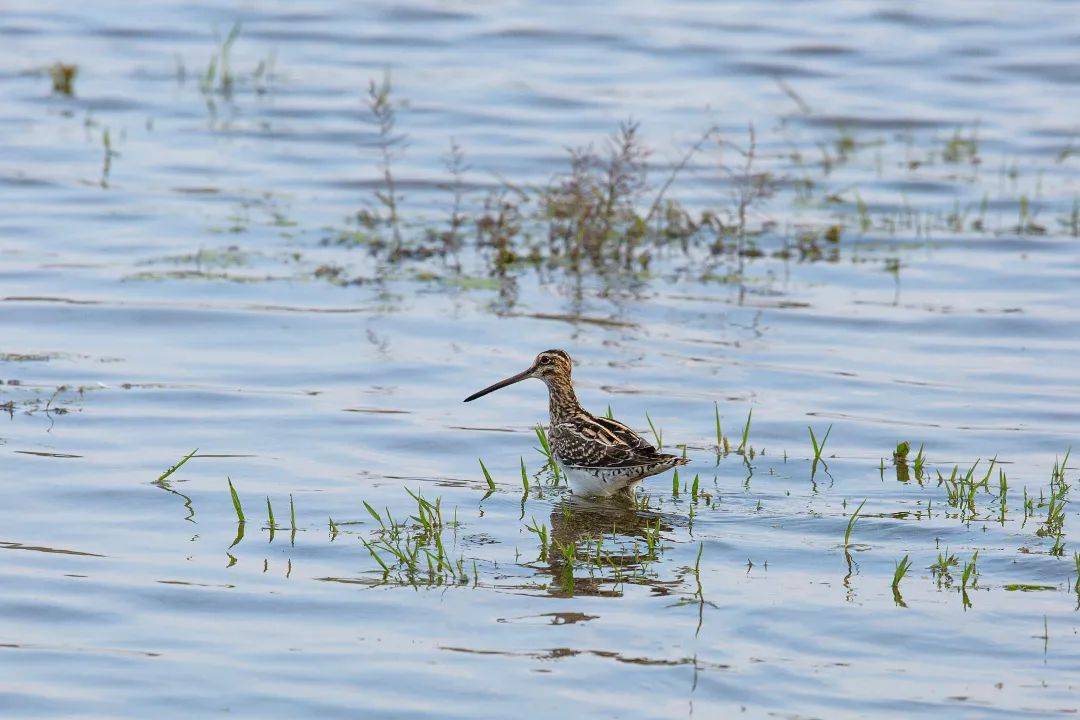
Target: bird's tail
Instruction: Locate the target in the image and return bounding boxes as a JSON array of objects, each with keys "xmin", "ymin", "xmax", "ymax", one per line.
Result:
[{"xmin": 660, "ymin": 454, "xmax": 690, "ymax": 467}]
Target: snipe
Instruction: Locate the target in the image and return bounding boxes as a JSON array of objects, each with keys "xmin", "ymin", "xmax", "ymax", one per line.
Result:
[{"xmin": 464, "ymin": 349, "xmax": 688, "ymax": 495}]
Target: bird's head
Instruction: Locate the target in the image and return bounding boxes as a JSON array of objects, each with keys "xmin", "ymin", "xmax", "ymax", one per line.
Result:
[{"xmin": 463, "ymin": 349, "xmax": 573, "ymax": 402}]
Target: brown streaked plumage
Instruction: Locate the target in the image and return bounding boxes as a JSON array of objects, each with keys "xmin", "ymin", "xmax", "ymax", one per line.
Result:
[{"xmin": 463, "ymin": 349, "xmax": 688, "ymax": 494}]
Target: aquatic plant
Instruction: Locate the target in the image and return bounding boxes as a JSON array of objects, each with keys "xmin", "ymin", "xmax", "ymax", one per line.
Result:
[
  {"xmin": 737, "ymin": 408, "xmax": 753, "ymax": 455},
  {"xmin": 844, "ymin": 498, "xmax": 867, "ymax": 551},
  {"xmin": 912, "ymin": 444, "xmax": 926, "ymax": 479},
  {"xmin": 359, "ymin": 488, "xmax": 468, "ymax": 586},
  {"xmin": 963, "ymin": 552, "xmax": 980, "ymax": 591},
  {"xmin": 645, "ymin": 411, "xmax": 662, "ymax": 448},
  {"xmin": 478, "ymin": 458, "xmax": 496, "ymax": 492},
  {"xmin": 534, "ymin": 425, "xmax": 562, "ymax": 483},
  {"xmin": 526, "ymin": 517, "xmax": 549, "ymax": 562},
  {"xmin": 808, "ymin": 424, "xmax": 831, "ymax": 463},
  {"xmin": 227, "ymin": 477, "xmax": 245, "ymax": 523},
  {"xmin": 157, "ymin": 448, "xmax": 198, "ymax": 483},
  {"xmin": 930, "ymin": 550, "xmax": 959, "ymax": 586},
  {"xmin": 892, "ymin": 554, "xmax": 912, "ymax": 606},
  {"xmin": 366, "ymin": 71, "xmax": 404, "ymax": 252}
]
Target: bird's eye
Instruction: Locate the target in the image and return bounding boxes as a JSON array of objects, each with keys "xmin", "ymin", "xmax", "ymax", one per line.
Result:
[{"xmin": 539, "ymin": 356, "xmax": 551, "ymax": 365}]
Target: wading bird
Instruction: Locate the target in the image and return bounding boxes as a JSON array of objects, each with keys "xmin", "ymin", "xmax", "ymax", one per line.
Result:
[{"xmin": 464, "ymin": 349, "xmax": 688, "ymax": 495}]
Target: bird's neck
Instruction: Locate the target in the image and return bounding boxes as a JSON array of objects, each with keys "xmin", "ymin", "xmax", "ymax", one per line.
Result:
[{"xmin": 545, "ymin": 375, "xmax": 581, "ymax": 424}]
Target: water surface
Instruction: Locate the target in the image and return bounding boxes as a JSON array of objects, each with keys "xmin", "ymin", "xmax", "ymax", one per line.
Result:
[{"xmin": 1, "ymin": 1, "xmax": 1078, "ymax": 717}]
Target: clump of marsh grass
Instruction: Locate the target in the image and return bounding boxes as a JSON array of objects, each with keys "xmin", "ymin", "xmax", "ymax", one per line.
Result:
[
  {"xmin": 930, "ymin": 549, "xmax": 959, "ymax": 587},
  {"xmin": 892, "ymin": 441, "xmax": 924, "ymax": 483},
  {"xmin": 540, "ymin": 121, "xmax": 652, "ymax": 269},
  {"xmin": 302, "ymin": 73, "xmax": 1078, "ymax": 287},
  {"xmin": 359, "ymin": 488, "xmax": 468, "ymax": 586},
  {"xmin": 1037, "ymin": 449, "xmax": 1070, "ymax": 555}
]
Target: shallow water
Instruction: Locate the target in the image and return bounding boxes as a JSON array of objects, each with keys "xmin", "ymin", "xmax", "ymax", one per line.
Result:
[{"xmin": 1, "ymin": 1, "xmax": 1079, "ymax": 717}]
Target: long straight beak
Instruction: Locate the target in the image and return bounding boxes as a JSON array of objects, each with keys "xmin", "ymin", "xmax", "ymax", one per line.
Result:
[{"xmin": 463, "ymin": 367, "xmax": 534, "ymax": 402}]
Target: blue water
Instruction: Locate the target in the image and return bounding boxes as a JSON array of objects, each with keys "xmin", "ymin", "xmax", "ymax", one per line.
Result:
[{"xmin": 1, "ymin": 1, "xmax": 1078, "ymax": 717}]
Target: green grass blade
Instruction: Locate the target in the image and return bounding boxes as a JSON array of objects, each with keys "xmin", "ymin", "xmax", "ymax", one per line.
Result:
[
  {"xmin": 844, "ymin": 498, "xmax": 867, "ymax": 548},
  {"xmin": 227, "ymin": 476, "xmax": 245, "ymax": 523},
  {"xmin": 478, "ymin": 458, "xmax": 496, "ymax": 490},
  {"xmin": 645, "ymin": 411, "xmax": 662, "ymax": 448},
  {"xmin": 362, "ymin": 501, "xmax": 386, "ymax": 531},
  {"xmin": 738, "ymin": 408, "xmax": 753, "ymax": 453},
  {"xmin": 157, "ymin": 448, "xmax": 198, "ymax": 484},
  {"xmin": 534, "ymin": 424, "xmax": 551, "ymax": 454}
]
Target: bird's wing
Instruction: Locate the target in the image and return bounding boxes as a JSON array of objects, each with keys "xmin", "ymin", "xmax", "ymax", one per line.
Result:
[
  {"xmin": 591, "ymin": 415, "xmax": 656, "ymax": 453},
  {"xmin": 551, "ymin": 415, "xmax": 661, "ymax": 468}
]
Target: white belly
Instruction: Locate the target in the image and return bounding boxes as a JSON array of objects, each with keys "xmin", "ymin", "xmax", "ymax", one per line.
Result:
[{"xmin": 561, "ymin": 464, "xmax": 647, "ymax": 496}]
